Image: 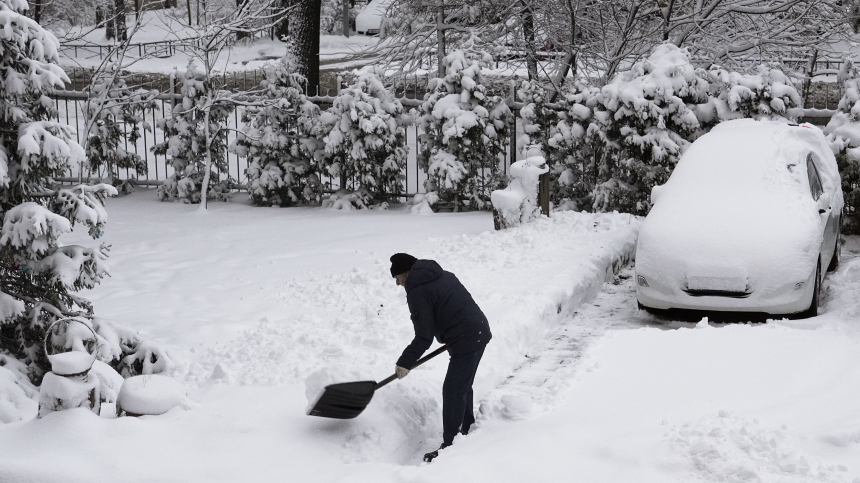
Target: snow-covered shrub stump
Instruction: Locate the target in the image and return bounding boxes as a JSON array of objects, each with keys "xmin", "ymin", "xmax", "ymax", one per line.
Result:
[
  {"xmin": 116, "ymin": 375, "xmax": 187, "ymax": 417},
  {"xmin": 38, "ymin": 319, "xmax": 127, "ymax": 418},
  {"xmin": 491, "ymin": 155, "xmax": 549, "ymax": 229}
]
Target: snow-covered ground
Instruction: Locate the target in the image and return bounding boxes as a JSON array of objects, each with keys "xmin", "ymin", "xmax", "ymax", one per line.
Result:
[
  {"xmin": 1, "ymin": 192, "xmax": 860, "ymax": 482},
  {"xmin": 57, "ymin": 10, "xmax": 379, "ymax": 73}
]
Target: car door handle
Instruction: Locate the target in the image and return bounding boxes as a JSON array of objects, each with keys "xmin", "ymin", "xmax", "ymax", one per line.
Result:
[{"xmin": 819, "ymin": 207, "xmax": 830, "ymax": 214}]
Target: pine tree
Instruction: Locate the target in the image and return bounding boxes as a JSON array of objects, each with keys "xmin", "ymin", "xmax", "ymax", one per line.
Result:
[
  {"xmin": 706, "ymin": 64, "xmax": 802, "ymax": 121},
  {"xmin": 824, "ymin": 58, "xmax": 860, "ymax": 233},
  {"xmin": 591, "ymin": 43, "xmax": 711, "ymax": 215},
  {"xmin": 323, "ymin": 70, "xmax": 408, "ymax": 207},
  {"xmin": 417, "ymin": 38, "xmax": 512, "ymax": 210},
  {"xmin": 534, "ymin": 80, "xmax": 602, "ymax": 210},
  {"xmin": 153, "ymin": 64, "xmax": 235, "ymax": 204},
  {"xmin": 230, "ymin": 48, "xmax": 324, "ymax": 207},
  {"xmin": 0, "ymin": 0, "xmax": 117, "ymax": 383},
  {"xmin": 85, "ymin": 71, "xmax": 159, "ymax": 194}
]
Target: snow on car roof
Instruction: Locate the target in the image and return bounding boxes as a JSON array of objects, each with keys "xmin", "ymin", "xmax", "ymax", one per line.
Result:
[{"xmin": 660, "ymin": 119, "xmax": 840, "ymax": 203}]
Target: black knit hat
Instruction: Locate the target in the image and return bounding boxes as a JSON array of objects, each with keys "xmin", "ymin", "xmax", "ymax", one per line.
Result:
[{"xmin": 390, "ymin": 253, "xmax": 417, "ymax": 277}]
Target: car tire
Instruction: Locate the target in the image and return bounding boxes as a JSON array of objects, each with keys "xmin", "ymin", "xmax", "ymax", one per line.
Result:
[
  {"xmin": 798, "ymin": 262, "xmax": 821, "ymax": 319},
  {"xmin": 827, "ymin": 222, "xmax": 841, "ymax": 272}
]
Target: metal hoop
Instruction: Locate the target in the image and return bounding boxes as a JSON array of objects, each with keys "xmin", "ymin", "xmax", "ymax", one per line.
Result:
[{"xmin": 43, "ymin": 316, "xmax": 99, "ymax": 358}]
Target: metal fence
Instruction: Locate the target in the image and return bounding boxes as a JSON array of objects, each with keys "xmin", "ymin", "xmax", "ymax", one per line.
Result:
[
  {"xmin": 50, "ymin": 73, "xmax": 842, "ymax": 198},
  {"xmin": 50, "ymin": 90, "xmax": 519, "ymax": 197}
]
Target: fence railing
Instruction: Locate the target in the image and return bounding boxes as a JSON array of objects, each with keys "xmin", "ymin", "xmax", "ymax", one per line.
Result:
[
  {"xmin": 50, "ymin": 90, "xmax": 519, "ymax": 198},
  {"xmin": 49, "ymin": 75, "xmax": 841, "ymax": 199}
]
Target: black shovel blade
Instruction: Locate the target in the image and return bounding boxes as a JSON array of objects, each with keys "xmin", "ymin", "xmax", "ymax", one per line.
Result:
[{"xmin": 307, "ymin": 380, "xmax": 377, "ymax": 419}]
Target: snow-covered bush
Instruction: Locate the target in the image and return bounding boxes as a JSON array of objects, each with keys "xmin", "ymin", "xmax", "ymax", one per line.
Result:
[
  {"xmin": 491, "ymin": 154, "xmax": 549, "ymax": 229},
  {"xmin": 591, "ymin": 43, "xmax": 712, "ymax": 215},
  {"xmin": 153, "ymin": 63, "xmax": 235, "ymax": 204},
  {"xmin": 0, "ymin": 0, "xmax": 118, "ymax": 384},
  {"xmin": 516, "ymin": 80, "xmax": 557, "ymax": 155},
  {"xmin": 542, "ymin": 81, "xmax": 602, "ymax": 210},
  {"xmin": 417, "ymin": 39, "xmax": 512, "ymax": 210},
  {"xmin": 706, "ymin": 64, "xmax": 802, "ymax": 121},
  {"xmin": 231, "ymin": 49, "xmax": 324, "ymax": 207},
  {"xmin": 824, "ymin": 58, "xmax": 860, "ymax": 233},
  {"xmin": 320, "ymin": 0, "xmax": 356, "ymax": 34},
  {"xmin": 85, "ymin": 71, "xmax": 159, "ymax": 194},
  {"xmin": 323, "ymin": 70, "xmax": 408, "ymax": 207}
]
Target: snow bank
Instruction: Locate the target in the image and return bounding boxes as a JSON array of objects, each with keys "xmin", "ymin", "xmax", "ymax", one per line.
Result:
[
  {"xmin": 117, "ymin": 375, "xmax": 188, "ymax": 416},
  {"xmin": 0, "ymin": 355, "xmax": 38, "ymax": 423},
  {"xmin": 490, "ymin": 154, "xmax": 549, "ymax": 229}
]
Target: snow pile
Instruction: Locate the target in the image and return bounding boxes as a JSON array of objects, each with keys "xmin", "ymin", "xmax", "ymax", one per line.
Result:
[
  {"xmin": 0, "ymin": 355, "xmax": 38, "ymax": 423},
  {"xmin": 668, "ymin": 411, "xmax": 847, "ymax": 482},
  {"xmin": 38, "ymin": 372, "xmax": 101, "ymax": 418},
  {"xmin": 48, "ymin": 351, "xmax": 96, "ymax": 376},
  {"xmin": 490, "ymin": 153, "xmax": 548, "ymax": 228},
  {"xmin": 117, "ymin": 375, "xmax": 188, "ymax": 416}
]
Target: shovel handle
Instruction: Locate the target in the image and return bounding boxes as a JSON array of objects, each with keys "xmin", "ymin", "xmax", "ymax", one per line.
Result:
[{"xmin": 376, "ymin": 345, "xmax": 448, "ymax": 389}]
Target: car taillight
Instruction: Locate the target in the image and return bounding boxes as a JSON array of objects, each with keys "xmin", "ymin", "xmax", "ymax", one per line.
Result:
[{"xmin": 637, "ymin": 275, "xmax": 649, "ymax": 287}]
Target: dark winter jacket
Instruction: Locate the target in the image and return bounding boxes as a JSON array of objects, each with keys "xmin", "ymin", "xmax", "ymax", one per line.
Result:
[{"xmin": 396, "ymin": 259, "xmax": 492, "ymax": 369}]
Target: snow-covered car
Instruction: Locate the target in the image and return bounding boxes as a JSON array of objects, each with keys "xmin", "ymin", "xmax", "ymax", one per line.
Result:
[
  {"xmin": 355, "ymin": 0, "xmax": 393, "ymax": 35},
  {"xmin": 635, "ymin": 119, "xmax": 843, "ymax": 317}
]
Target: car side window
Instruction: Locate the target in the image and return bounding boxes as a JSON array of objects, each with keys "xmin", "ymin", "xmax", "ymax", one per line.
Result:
[{"xmin": 806, "ymin": 154, "xmax": 824, "ymax": 201}]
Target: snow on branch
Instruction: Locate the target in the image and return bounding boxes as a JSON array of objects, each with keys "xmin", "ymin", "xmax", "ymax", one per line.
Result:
[{"xmin": 17, "ymin": 122, "xmax": 85, "ymax": 173}]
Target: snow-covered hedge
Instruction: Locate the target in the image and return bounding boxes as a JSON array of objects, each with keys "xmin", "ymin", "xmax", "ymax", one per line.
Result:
[
  {"xmin": 417, "ymin": 39, "xmax": 512, "ymax": 210},
  {"xmin": 154, "ymin": 63, "xmax": 235, "ymax": 204},
  {"xmin": 825, "ymin": 59, "xmax": 860, "ymax": 233},
  {"xmin": 542, "ymin": 80, "xmax": 602, "ymax": 211},
  {"xmin": 705, "ymin": 64, "xmax": 802, "ymax": 122},
  {"xmin": 590, "ymin": 44, "xmax": 712, "ymax": 215},
  {"xmin": 231, "ymin": 49, "xmax": 324, "ymax": 207},
  {"xmin": 85, "ymin": 72, "xmax": 159, "ymax": 194},
  {"xmin": 323, "ymin": 70, "xmax": 409, "ymax": 207}
]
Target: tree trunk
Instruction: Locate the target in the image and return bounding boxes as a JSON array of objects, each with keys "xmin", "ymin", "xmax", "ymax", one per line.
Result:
[
  {"xmin": 274, "ymin": 0, "xmax": 293, "ymax": 41},
  {"xmin": 106, "ymin": 4, "xmax": 116, "ymax": 40},
  {"xmin": 115, "ymin": 0, "xmax": 128, "ymax": 42},
  {"xmin": 436, "ymin": 0, "xmax": 446, "ymax": 77},
  {"xmin": 521, "ymin": 0, "xmax": 537, "ymax": 81},
  {"xmin": 200, "ymin": 93, "xmax": 214, "ymax": 211},
  {"xmin": 186, "ymin": 0, "xmax": 193, "ymax": 25},
  {"xmin": 342, "ymin": 0, "xmax": 350, "ymax": 37},
  {"xmin": 803, "ymin": 49, "xmax": 819, "ymax": 109},
  {"xmin": 236, "ymin": 0, "xmax": 249, "ymax": 41},
  {"xmin": 294, "ymin": 0, "xmax": 322, "ymax": 94}
]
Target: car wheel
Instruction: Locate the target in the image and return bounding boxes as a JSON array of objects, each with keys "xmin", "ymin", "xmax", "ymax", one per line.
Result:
[
  {"xmin": 827, "ymin": 222, "xmax": 841, "ymax": 272},
  {"xmin": 798, "ymin": 262, "xmax": 821, "ymax": 319}
]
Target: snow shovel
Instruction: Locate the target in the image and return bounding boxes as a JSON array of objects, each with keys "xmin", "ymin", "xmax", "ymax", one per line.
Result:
[{"xmin": 307, "ymin": 345, "xmax": 448, "ymax": 419}]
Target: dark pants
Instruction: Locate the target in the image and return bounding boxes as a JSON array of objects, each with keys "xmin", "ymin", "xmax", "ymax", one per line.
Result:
[{"xmin": 442, "ymin": 346, "xmax": 485, "ymax": 446}]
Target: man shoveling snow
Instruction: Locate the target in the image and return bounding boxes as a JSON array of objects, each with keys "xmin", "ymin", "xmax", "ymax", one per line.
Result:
[{"xmin": 389, "ymin": 253, "xmax": 492, "ymax": 462}]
